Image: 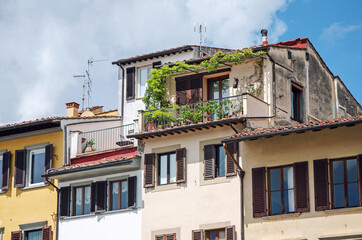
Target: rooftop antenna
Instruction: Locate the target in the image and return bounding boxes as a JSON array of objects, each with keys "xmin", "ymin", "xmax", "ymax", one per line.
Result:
[
  {"xmin": 194, "ymin": 22, "xmax": 206, "ymax": 57},
  {"xmin": 73, "ymin": 74, "xmax": 86, "ymax": 110}
]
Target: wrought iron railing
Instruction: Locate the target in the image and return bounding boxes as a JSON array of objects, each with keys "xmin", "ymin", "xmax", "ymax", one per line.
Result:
[
  {"xmin": 143, "ymin": 94, "xmax": 244, "ymax": 132},
  {"xmin": 80, "ymin": 123, "xmax": 135, "ymax": 152}
]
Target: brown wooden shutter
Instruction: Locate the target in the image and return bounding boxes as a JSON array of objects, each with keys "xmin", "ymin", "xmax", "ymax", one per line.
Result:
[
  {"xmin": 225, "ymin": 225, "xmax": 235, "ymax": 240},
  {"xmin": 358, "ymin": 155, "xmax": 362, "ymax": 206},
  {"xmin": 294, "ymin": 161, "xmax": 309, "ymax": 212},
  {"xmin": 204, "ymin": 144, "xmax": 215, "ymax": 180},
  {"xmin": 11, "ymin": 231, "xmax": 22, "ymax": 240},
  {"xmin": 192, "ymin": 230, "xmax": 203, "ymax": 240},
  {"xmin": 152, "ymin": 61, "xmax": 162, "ymax": 68},
  {"xmin": 90, "ymin": 182, "xmax": 96, "ymax": 212},
  {"xmin": 14, "ymin": 149, "xmax": 26, "ymax": 188},
  {"xmin": 44, "ymin": 144, "xmax": 53, "ymax": 183},
  {"xmin": 190, "ymin": 78, "xmax": 202, "ymax": 103},
  {"xmin": 155, "ymin": 235, "xmax": 164, "ymax": 240},
  {"xmin": 128, "ymin": 176, "xmax": 137, "ymax": 207},
  {"xmin": 95, "ymin": 181, "xmax": 107, "ymax": 212},
  {"xmin": 126, "ymin": 67, "xmax": 135, "ymax": 100},
  {"xmin": 166, "ymin": 233, "xmax": 176, "ymax": 240},
  {"xmin": 60, "ymin": 186, "xmax": 71, "ymax": 217},
  {"xmin": 42, "ymin": 226, "xmax": 52, "ymax": 240},
  {"xmin": 144, "ymin": 153, "xmax": 155, "ymax": 188},
  {"xmin": 176, "ymin": 80, "xmax": 188, "ymax": 105},
  {"xmin": 176, "ymin": 148, "xmax": 186, "ymax": 183},
  {"xmin": 313, "ymin": 159, "xmax": 330, "ymax": 211},
  {"xmin": 226, "ymin": 142, "xmax": 238, "ymax": 176},
  {"xmin": 252, "ymin": 167, "xmax": 267, "ymax": 217},
  {"xmin": 1, "ymin": 151, "xmax": 11, "ymax": 191}
]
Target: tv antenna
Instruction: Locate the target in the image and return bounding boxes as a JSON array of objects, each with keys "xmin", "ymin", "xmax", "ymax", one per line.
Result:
[
  {"xmin": 73, "ymin": 58, "xmax": 108, "ymax": 110},
  {"xmin": 194, "ymin": 22, "xmax": 207, "ymax": 57}
]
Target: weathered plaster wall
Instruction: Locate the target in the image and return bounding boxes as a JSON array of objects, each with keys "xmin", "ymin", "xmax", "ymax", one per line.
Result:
[
  {"xmin": 336, "ymin": 78, "xmax": 362, "ymax": 116},
  {"xmin": 241, "ymin": 124, "xmax": 362, "ymax": 240}
]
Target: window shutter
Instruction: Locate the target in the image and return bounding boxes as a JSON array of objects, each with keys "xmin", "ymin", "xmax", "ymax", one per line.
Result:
[
  {"xmin": 176, "ymin": 80, "xmax": 188, "ymax": 105},
  {"xmin": 294, "ymin": 161, "xmax": 309, "ymax": 212},
  {"xmin": 144, "ymin": 153, "xmax": 155, "ymax": 188},
  {"xmin": 95, "ymin": 181, "xmax": 107, "ymax": 212},
  {"xmin": 226, "ymin": 142, "xmax": 238, "ymax": 177},
  {"xmin": 91, "ymin": 182, "xmax": 96, "ymax": 212},
  {"xmin": 314, "ymin": 159, "xmax": 330, "ymax": 211},
  {"xmin": 358, "ymin": 155, "xmax": 362, "ymax": 206},
  {"xmin": 166, "ymin": 234, "xmax": 176, "ymax": 240},
  {"xmin": 190, "ymin": 78, "xmax": 202, "ymax": 103},
  {"xmin": 126, "ymin": 67, "xmax": 135, "ymax": 100},
  {"xmin": 42, "ymin": 226, "xmax": 52, "ymax": 240},
  {"xmin": 128, "ymin": 176, "xmax": 137, "ymax": 208},
  {"xmin": 155, "ymin": 235, "xmax": 164, "ymax": 240},
  {"xmin": 14, "ymin": 149, "xmax": 26, "ymax": 188},
  {"xmin": 1, "ymin": 151, "xmax": 11, "ymax": 191},
  {"xmin": 152, "ymin": 61, "xmax": 162, "ymax": 68},
  {"xmin": 176, "ymin": 148, "xmax": 186, "ymax": 183},
  {"xmin": 11, "ymin": 231, "xmax": 22, "ymax": 240},
  {"xmin": 44, "ymin": 144, "xmax": 53, "ymax": 183},
  {"xmin": 60, "ymin": 186, "xmax": 71, "ymax": 217},
  {"xmin": 225, "ymin": 225, "xmax": 235, "ymax": 240},
  {"xmin": 192, "ymin": 230, "xmax": 203, "ymax": 240},
  {"xmin": 204, "ymin": 144, "xmax": 215, "ymax": 180},
  {"xmin": 252, "ymin": 167, "xmax": 267, "ymax": 217}
]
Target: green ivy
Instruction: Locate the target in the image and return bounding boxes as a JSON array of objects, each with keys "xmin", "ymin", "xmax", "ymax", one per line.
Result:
[{"xmin": 143, "ymin": 49, "xmax": 265, "ymax": 109}]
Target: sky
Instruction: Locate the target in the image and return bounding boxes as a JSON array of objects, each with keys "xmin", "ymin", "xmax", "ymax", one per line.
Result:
[{"xmin": 0, "ymin": 0, "xmax": 361, "ymax": 125}]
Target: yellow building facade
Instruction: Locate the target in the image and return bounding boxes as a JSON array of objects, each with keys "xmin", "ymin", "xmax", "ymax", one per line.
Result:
[{"xmin": 0, "ymin": 119, "xmax": 63, "ymax": 240}]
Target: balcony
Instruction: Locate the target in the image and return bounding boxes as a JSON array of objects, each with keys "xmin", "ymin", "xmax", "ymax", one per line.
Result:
[
  {"xmin": 132, "ymin": 93, "xmax": 269, "ymax": 138},
  {"xmin": 69, "ymin": 123, "xmax": 135, "ymax": 158}
]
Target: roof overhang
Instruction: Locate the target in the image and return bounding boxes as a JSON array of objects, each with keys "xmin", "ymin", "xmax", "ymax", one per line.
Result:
[{"xmin": 0, "ymin": 120, "xmax": 61, "ymax": 138}]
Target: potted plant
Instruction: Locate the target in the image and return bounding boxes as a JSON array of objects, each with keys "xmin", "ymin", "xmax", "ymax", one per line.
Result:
[{"xmin": 84, "ymin": 139, "xmax": 95, "ymax": 152}]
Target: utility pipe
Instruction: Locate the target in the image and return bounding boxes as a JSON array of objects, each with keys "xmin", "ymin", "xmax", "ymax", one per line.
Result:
[{"xmin": 45, "ymin": 178, "xmax": 60, "ymax": 240}]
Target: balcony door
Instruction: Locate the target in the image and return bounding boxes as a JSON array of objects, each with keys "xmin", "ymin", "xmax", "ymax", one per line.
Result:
[{"xmin": 208, "ymin": 76, "xmax": 229, "ymax": 100}]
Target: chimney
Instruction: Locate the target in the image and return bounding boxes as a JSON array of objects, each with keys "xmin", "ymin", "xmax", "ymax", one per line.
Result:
[
  {"xmin": 66, "ymin": 102, "xmax": 80, "ymax": 117},
  {"xmin": 261, "ymin": 29, "xmax": 268, "ymax": 45}
]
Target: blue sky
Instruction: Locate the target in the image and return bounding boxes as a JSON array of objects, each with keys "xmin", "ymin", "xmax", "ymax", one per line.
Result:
[{"xmin": 0, "ymin": 0, "xmax": 360, "ymax": 124}]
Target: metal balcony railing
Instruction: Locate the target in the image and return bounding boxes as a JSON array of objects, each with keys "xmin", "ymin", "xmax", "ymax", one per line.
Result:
[
  {"xmin": 80, "ymin": 123, "xmax": 135, "ymax": 153},
  {"xmin": 142, "ymin": 94, "xmax": 244, "ymax": 132}
]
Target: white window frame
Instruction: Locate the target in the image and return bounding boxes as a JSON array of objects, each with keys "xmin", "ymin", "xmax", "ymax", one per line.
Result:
[
  {"xmin": 0, "ymin": 151, "xmax": 4, "ymax": 193},
  {"xmin": 138, "ymin": 66, "xmax": 152, "ymax": 98},
  {"xmin": 27, "ymin": 148, "xmax": 46, "ymax": 188}
]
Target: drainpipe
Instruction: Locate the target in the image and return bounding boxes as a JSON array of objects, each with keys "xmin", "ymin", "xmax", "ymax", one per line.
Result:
[
  {"xmin": 223, "ymin": 143, "xmax": 245, "ymax": 240},
  {"xmin": 45, "ymin": 178, "xmax": 60, "ymax": 240},
  {"xmin": 117, "ymin": 64, "xmax": 125, "ymax": 121}
]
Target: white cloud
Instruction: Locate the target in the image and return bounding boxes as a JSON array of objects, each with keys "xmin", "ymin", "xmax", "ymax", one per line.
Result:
[
  {"xmin": 0, "ymin": 0, "xmax": 290, "ymax": 124},
  {"xmin": 320, "ymin": 22, "xmax": 361, "ymax": 42}
]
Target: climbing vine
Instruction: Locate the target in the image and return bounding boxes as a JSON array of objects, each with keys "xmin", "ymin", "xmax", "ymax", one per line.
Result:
[{"xmin": 143, "ymin": 49, "xmax": 265, "ymax": 109}]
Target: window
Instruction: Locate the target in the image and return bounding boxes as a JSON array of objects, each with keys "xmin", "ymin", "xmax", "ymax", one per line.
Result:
[
  {"xmin": 25, "ymin": 229, "xmax": 42, "ymax": 240},
  {"xmin": 268, "ymin": 166, "xmax": 295, "ymax": 215},
  {"xmin": 331, "ymin": 158, "xmax": 359, "ymax": 208},
  {"xmin": 206, "ymin": 229, "xmax": 225, "ymax": 240},
  {"xmin": 109, "ymin": 179, "xmax": 128, "ymax": 210},
  {"xmin": 208, "ymin": 76, "xmax": 229, "ymax": 100},
  {"xmin": 291, "ymin": 83, "xmax": 303, "ymax": 122},
  {"xmin": 158, "ymin": 152, "xmax": 176, "ymax": 185},
  {"xmin": 192, "ymin": 226, "xmax": 235, "ymax": 240},
  {"xmin": 138, "ymin": 66, "xmax": 152, "ymax": 98},
  {"xmin": 155, "ymin": 233, "xmax": 176, "ymax": 240},
  {"xmin": 28, "ymin": 149, "xmax": 45, "ymax": 185},
  {"xmin": 175, "ymin": 75, "xmax": 203, "ymax": 105},
  {"xmin": 73, "ymin": 185, "xmax": 91, "ymax": 216}
]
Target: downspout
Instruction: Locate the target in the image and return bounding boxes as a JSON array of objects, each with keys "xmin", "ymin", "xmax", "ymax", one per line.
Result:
[
  {"xmin": 223, "ymin": 143, "xmax": 245, "ymax": 240},
  {"xmin": 45, "ymin": 178, "xmax": 60, "ymax": 240},
  {"xmin": 118, "ymin": 64, "xmax": 125, "ymax": 121}
]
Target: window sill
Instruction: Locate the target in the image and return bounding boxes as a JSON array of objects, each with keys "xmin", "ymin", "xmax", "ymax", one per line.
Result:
[
  {"xmin": 200, "ymin": 176, "xmax": 231, "ymax": 186},
  {"xmin": 325, "ymin": 206, "xmax": 362, "ymax": 215},
  {"xmin": 60, "ymin": 207, "xmax": 138, "ymax": 220},
  {"xmin": 21, "ymin": 183, "xmax": 48, "ymax": 191},
  {"xmin": 151, "ymin": 183, "xmax": 181, "ymax": 192},
  {"xmin": 262, "ymin": 212, "xmax": 301, "ymax": 221}
]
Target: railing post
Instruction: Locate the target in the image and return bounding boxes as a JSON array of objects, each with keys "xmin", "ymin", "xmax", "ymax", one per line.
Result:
[{"xmin": 138, "ymin": 110, "xmax": 144, "ymax": 133}]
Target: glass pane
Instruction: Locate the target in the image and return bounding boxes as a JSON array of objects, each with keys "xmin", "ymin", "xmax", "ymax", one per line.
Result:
[
  {"xmin": 210, "ymin": 81, "xmax": 219, "ymax": 100},
  {"xmin": 112, "ymin": 182, "xmax": 119, "ymax": 210},
  {"xmin": 84, "ymin": 186, "xmax": 91, "ymax": 214},
  {"xmin": 219, "ymin": 230, "xmax": 225, "ymax": 239},
  {"xmin": 75, "ymin": 187, "xmax": 82, "ymax": 215},
  {"xmin": 209, "ymin": 232, "xmax": 216, "ymax": 240},
  {"xmin": 121, "ymin": 181, "xmax": 128, "ymax": 209},
  {"xmin": 169, "ymin": 153, "xmax": 176, "ymax": 183},
  {"xmin": 221, "ymin": 79, "xmax": 229, "ymax": 98},
  {"xmin": 160, "ymin": 155, "xmax": 168, "ymax": 185},
  {"xmin": 31, "ymin": 151, "xmax": 45, "ymax": 184},
  {"xmin": 348, "ymin": 182, "xmax": 359, "ymax": 207},
  {"xmin": 25, "ymin": 229, "xmax": 42, "ymax": 240},
  {"xmin": 271, "ymin": 191, "xmax": 282, "ymax": 214},
  {"xmin": 333, "ymin": 184, "xmax": 345, "ymax": 208},
  {"xmin": 0, "ymin": 157, "xmax": 3, "ymax": 188},
  {"xmin": 346, "ymin": 159, "xmax": 357, "ymax": 182},
  {"xmin": 270, "ymin": 169, "xmax": 281, "ymax": 191},
  {"xmin": 218, "ymin": 146, "xmax": 225, "ymax": 177},
  {"xmin": 283, "ymin": 167, "xmax": 294, "ymax": 190},
  {"xmin": 333, "ymin": 160, "xmax": 344, "ymax": 184},
  {"xmin": 284, "ymin": 189, "xmax": 295, "ymax": 213}
]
